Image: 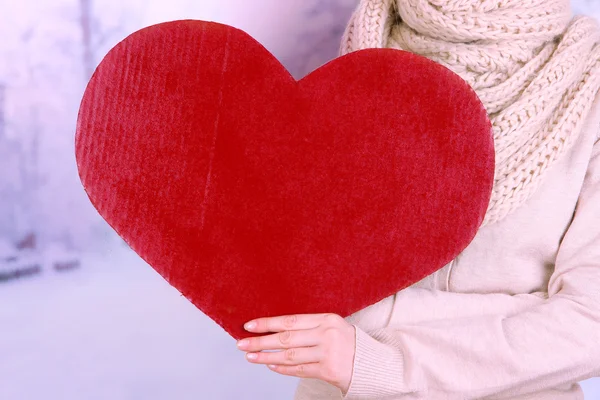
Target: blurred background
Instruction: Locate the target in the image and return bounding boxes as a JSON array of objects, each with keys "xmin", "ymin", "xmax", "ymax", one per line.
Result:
[{"xmin": 0, "ymin": 0, "xmax": 598, "ymax": 399}]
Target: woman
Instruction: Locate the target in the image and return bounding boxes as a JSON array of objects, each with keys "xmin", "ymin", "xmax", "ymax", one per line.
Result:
[{"xmin": 235, "ymin": 1, "xmax": 600, "ymax": 398}]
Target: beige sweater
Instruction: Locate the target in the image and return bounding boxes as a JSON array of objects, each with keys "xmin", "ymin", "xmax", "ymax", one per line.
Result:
[{"xmin": 293, "ymin": 87, "xmax": 600, "ymax": 398}]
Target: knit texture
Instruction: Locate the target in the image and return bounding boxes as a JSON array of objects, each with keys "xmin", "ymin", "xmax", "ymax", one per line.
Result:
[{"xmin": 341, "ymin": 0, "xmax": 600, "ymax": 225}]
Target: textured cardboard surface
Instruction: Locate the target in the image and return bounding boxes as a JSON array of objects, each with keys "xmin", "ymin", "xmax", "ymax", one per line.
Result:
[{"xmin": 75, "ymin": 20, "xmax": 494, "ymax": 340}]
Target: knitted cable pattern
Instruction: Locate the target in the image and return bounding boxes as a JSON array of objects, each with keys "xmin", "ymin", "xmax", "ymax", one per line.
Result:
[{"xmin": 341, "ymin": 0, "xmax": 600, "ymax": 226}]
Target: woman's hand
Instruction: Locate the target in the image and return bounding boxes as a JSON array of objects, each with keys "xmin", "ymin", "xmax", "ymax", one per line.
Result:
[{"xmin": 236, "ymin": 313, "xmax": 356, "ymax": 394}]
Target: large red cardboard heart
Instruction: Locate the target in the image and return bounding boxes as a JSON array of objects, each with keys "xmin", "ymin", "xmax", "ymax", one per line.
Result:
[{"xmin": 76, "ymin": 20, "xmax": 494, "ymax": 340}]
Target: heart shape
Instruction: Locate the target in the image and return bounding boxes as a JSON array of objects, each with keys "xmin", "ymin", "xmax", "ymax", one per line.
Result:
[{"xmin": 76, "ymin": 20, "xmax": 494, "ymax": 340}]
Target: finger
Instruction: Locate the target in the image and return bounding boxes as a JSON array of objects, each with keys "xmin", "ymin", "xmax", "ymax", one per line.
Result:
[
  {"xmin": 246, "ymin": 313, "xmax": 330, "ymax": 333},
  {"xmin": 267, "ymin": 362, "xmax": 321, "ymax": 380},
  {"xmin": 240, "ymin": 327, "xmax": 320, "ymax": 352},
  {"xmin": 246, "ymin": 345, "xmax": 323, "ymax": 366}
]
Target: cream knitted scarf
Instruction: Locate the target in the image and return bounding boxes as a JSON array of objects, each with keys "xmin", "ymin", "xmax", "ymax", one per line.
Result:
[{"xmin": 341, "ymin": 0, "xmax": 600, "ymax": 226}]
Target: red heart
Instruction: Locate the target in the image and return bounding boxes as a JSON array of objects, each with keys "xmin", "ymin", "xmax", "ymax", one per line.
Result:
[{"xmin": 76, "ymin": 20, "xmax": 494, "ymax": 340}]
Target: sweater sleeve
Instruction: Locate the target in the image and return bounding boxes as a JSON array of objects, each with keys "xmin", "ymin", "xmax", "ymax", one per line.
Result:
[{"xmin": 341, "ymin": 139, "xmax": 600, "ymax": 400}]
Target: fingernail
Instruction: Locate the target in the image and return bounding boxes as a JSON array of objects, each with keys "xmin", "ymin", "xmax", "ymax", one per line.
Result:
[
  {"xmin": 237, "ymin": 339, "xmax": 249, "ymax": 348},
  {"xmin": 268, "ymin": 364, "xmax": 277, "ymax": 369},
  {"xmin": 245, "ymin": 321, "xmax": 257, "ymax": 330},
  {"xmin": 247, "ymin": 353, "xmax": 257, "ymax": 360}
]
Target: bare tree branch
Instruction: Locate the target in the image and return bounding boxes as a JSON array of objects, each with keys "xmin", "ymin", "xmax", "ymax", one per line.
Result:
[
  {"xmin": 0, "ymin": 83, "xmax": 5, "ymax": 139},
  {"xmin": 80, "ymin": 0, "xmax": 94, "ymax": 80}
]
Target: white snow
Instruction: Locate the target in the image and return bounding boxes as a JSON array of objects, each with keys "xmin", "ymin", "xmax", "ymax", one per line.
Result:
[{"xmin": 0, "ymin": 246, "xmax": 300, "ymax": 400}]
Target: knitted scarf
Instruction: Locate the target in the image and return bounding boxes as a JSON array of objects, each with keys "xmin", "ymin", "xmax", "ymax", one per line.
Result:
[{"xmin": 341, "ymin": 0, "xmax": 600, "ymax": 226}]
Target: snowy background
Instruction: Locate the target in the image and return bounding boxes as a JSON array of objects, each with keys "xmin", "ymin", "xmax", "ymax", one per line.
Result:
[{"xmin": 0, "ymin": 0, "xmax": 599, "ymax": 399}]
